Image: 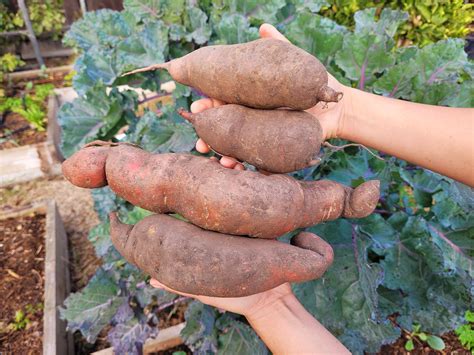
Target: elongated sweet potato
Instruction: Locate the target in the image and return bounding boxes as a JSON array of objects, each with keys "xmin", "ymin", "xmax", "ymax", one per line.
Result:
[
  {"xmin": 109, "ymin": 212, "xmax": 334, "ymax": 297},
  {"xmin": 124, "ymin": 38, "xmax": 342, "ymax": 110},
  {"xmin": 63, "ymin": 141, "xmax": 380, "ymax": 238},
  {"xmin": 178, "ymin": 105, "xmax": 323, "ymax": 173}
]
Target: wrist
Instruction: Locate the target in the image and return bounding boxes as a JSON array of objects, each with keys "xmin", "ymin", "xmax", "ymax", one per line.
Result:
[
  {"xmin": 335, "ymin": 85, "xmax": 356, "ymax": 140},
  {"xmin": 245, "ymin": 291, "xmax": 299, "ymax": 323}
]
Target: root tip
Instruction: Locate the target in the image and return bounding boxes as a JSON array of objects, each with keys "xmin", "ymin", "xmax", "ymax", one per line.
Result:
[{"xmin": 177, "ymin": 108, "xmax": 194, "ymax": 123}]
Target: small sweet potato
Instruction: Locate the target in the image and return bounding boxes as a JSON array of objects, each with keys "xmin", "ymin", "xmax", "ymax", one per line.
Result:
[
  {"xmin": 178, "ymin": 105, "xmax": 323, "ymax": 173},
  {"xmin": 62, "ymin": 141, "xmax": 380, "ymax": 238},
  {"xmin": 109, "ymin": 212, "xmax": 334, "ymax": 297},
  {"xmin": 124, "ymin": 38, "xmax": 342, "ymax": 110}
]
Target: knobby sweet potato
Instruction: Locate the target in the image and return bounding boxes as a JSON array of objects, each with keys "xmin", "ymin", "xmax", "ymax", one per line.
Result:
[
  {"xmin": 124, "ymin": 38, "xmax": 342, "ymax": 110},
  {"xmin": 62, "ymin": 141, "xmax": 380, "ymax": 238},
  {"xmin": 109, "ymin": 212, "xmax": 334, "ymax": 297},
  {"xmin": 178, "ymin": 105, "xmax": 323, "ymax": 173}
]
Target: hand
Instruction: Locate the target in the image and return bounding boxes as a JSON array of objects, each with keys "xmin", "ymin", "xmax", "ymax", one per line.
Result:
[
  {"xmin": 191, "ymin": 23, "xmax": 349, "ymax": 169},
  {"xmin": 150, "ymin": 279, "xmax": 293, "ymax": 318}
]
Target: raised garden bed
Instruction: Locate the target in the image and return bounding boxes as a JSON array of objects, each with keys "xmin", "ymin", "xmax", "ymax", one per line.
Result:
[{"xmin": 0, "ymin": 200, "xmax": 73, "ymax": 354}]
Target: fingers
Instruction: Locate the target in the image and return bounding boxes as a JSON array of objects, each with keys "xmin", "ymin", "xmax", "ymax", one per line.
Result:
[
  {"xmin": 259, "ymin": 23, "xmax": 290, "ymax": 43},
  {"xmin": 196, "ymin": 138, "xmax": 211, "ymax": 153},
  {"xmin": 195, "ymin": 139, "xmax": 245, "ymax": 170},
  {"xmin": 190, "ymin": 98, "xmax": 226, "ymax": 113},
  {"xmin": 150, "ymin": 278, "xmax": 195, "ymax": 298}
]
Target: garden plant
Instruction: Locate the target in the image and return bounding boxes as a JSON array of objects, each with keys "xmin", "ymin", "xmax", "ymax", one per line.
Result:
[{"xmin": 57, "ymin": 1, "xmax": 473, "ymax": 353}]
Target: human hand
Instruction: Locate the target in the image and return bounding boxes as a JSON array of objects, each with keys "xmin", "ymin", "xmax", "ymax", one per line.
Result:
[
  {"xmin": 192, "ymin": 23, "xmax": 349, "ymax": 169},
  {"xmin": 150, "ymin": 279, "xmax": 293, "ymax": 318}
]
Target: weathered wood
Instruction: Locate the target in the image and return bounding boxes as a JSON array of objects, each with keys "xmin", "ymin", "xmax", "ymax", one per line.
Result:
[
  {"xmin": 47, "ymin": 93, "xmax": 65, "ymax": 162},
  {"xmin": 0, "ymin": 201, "xmax": 73, "ymax": 355},
  {"xmin": 86, "ymin": 0, "xmax": 123, "ymax": 11},
  {"xmin": 43, "ymin": 200, "xmax": 74, "ymax": 355},
  {"xmin": 0, "ymin": 144, "xmax": 44, "ymax": 186},
  {"xmin": 21, "ymin": 40, "xmax": 74, "ymax": 60},
  {"xmin": 5, "ymin": 65, "xmax": 73, "ymax": 81},
  {"xmin": 18, "ymin": 0, "xmax": 44, "ymax": 66},
  {"xmin": 91, "ymin": 322, "xmax": 186, "ymax": 355},
  {"xmin": 143, "ymin": 323, "xmax": 186, "ymax": 354}
]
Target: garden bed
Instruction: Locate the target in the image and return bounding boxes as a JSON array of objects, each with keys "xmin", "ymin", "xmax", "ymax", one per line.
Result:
[{"xmin": 0, "ymin": 201, "xmax": 72, "ymax": 354}]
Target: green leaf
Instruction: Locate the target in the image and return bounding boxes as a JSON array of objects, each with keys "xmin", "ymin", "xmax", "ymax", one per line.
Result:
[
  {"xmin": 211, "ymin": 0, "xmax": 286, "ymax": 24},
  {"xmin": 405, "ymin": 339, "xmax": 414, "ymax": 351},
  {"xmin": 60, "ymin": 268, "xmax": 124, "ymax": 342},
  {"xmin": 183, "ymin": 7, "xmax": 212, "ymax": 45},
  {"xmin": 213, "ymin": 13, "xmax": 259, "ymax": 44},
  {"xmin": 217, "ymin": 314, "xmax": 268, "ymax": 354},
  {"xmin": 426, "ymin": 335, "xmax": 445, "ymax": 350},
  {"xmin": 63, "ymin": 10, "xmax": 132, "ymax": 51},
  {"xmin": 91, "ymin": 187, "xmax": 125, "ymax": 222},
  {"xmin": 379, "ymin": 216, "xmax": 472, "ymax": 333},
  {"xmin": 418, "ymin": 332, "xmax": 428, "ymax": 341},
  {"xmin": 88, "ymin": 222, "xmax": 113, "ymax": 258},
  {"xmin": 128, "ymin": 111, "xmax": 196, "ymax": 153},
  {"xmin": 409, "ymin": 39, "xmax": 468, "ymax": 104},
  {"xmin": 289, "ymin": 0, "xmax": 329, "ymax": 13},
  {"xmin": 117, "ymin": 21, "xmax": 169, "ymax": 73},
  {"xmin": 373, "ymin": 59, "xmax": 417, "ymax": 98},
  {"xmin": 181, "ymin": 301, "xmax": 218, "ymax": 353},
  {"xmin": 294, "ymin": 220, "xmax": 400, "ymax": 353},
  {"xmin": 284, "ymin": 13, "xmax": 347, "ymax": 66},
  {"xmin": 58, "ymin": 88, "xmax": 125, "ymax": 158},
  {"xmin": 354, "ymin": 8, "xmax": 408, "ymax": 38},
  {"xmin": 335, "ymin": 32, "xmax": 395, "ymax": 89},
  {"xmin": 440, "ymin": 80, "xmax": 474, "ymax": 108},
  {"xmin": 122, "ymin": 0, "xmax": 165, "ymax": 23},
  {"xmin": 122, "ymin": 206, "xmax": 152, "ymax": 224}
]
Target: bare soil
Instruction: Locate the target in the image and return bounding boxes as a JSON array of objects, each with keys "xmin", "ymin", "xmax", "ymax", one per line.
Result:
[
  {"xmin": 0, "ymin": 177, "xmax": 188, "ymax": 353},
  {"xmin": 0, "ymin": 213, "xmax": 46, "ymax": 354}
]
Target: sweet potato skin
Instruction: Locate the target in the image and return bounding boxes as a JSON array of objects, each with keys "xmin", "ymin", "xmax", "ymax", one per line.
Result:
[
  {"xmin": 109, "ymin": 212, "xmax": 334, "ymax": 297},
  {"xmin": 179, "ymin": 105, "xmax": 323, "ymax": 173},
  {"xmin": 63, "ymin": 142, "xmax": 380, "ymax": 238},
  {"xmin": 125, "ymin": 39, "xmax": 342, "ymax": 110}
]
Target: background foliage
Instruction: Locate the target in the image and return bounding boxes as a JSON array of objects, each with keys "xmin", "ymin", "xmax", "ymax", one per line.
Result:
[
  {"xmin": 58, "ymin": 1, "xmax": 473, "ymax": 353},
  {"xmin": 0, "ymin": 0, "xmax": 65, "ymax": 38},
  {"xmin": 320, "ymin": 0, "xmax": 473, "ymax": 46}
]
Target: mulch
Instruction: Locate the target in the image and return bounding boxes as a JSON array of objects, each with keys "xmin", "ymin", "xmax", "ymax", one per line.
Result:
[{"xmin": 0, "ymin": 213, "xmax": 46, "ymax": 354}]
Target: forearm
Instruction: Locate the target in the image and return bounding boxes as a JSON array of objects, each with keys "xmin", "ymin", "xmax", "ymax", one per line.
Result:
[
  {"xmin": 340, "ymin": 87, "xmax": 474, "ymax": 186},
  {"xmin": 246, "ymin": 294, "xmax": 349, "ymax": 354}
]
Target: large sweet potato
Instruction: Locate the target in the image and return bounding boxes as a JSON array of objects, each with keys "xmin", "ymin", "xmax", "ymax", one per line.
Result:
[
  {"xmin": 109, "ymin": 212, "xmax": 334, "ymax": 297},
  {"xmin": 124, "ymin": 38, "xmax": 342, "ymax": 110},
  {"xmin": 178, "ymin": 105, "xmax": 323, "ymax": 173},
  {"xmin": 63, "ymin": 141, "xmax": 380, "ymax": 238}
]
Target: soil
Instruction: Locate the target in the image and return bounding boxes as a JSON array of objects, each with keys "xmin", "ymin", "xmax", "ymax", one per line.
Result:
[
  {"xmin": 0, "ymin": 177, "xmax": 100, "ymax": 291},
  {"xmin": 0, "ymin": 212, "xmax": 46, "ymax": 354},
  {"xmin": 0, "ymin": 112, "xmax": 47, "ymax": 149},
  {"xmin": 379, "ymin": 331, "xmax": 470, "ymax": 354},
  {"xmin": 0, "ymin": 67, "xmax": 72, "ymax": 150},
  {"xmin": 0, "ymin": 177, "xmax": 189, "ymax": 353}
]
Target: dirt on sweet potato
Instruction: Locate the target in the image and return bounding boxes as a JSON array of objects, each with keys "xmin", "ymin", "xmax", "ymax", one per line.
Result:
[
  {"xmin": 125, "ymin": 39, "xmax": 342, "ymax": 110},
  {"xmin": 109, "ymin": 213, "xmax": 334, "ymax": 297},
  {"xmin": 178, "ymin": 105, "xmax": 323, "ymax": 173},
  {"xmin": 62, "ymin": 142, "xmax": 380, "ymax": 239}
]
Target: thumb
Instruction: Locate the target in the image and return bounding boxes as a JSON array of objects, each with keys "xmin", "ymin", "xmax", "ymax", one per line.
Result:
[{"xmin": 259, "ymin": 23, "xmax": 291, "ymax": 43}]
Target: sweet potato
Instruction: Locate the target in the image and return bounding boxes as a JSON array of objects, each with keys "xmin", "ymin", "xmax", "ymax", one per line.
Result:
[
  {"xmin": 124, "ymin": 38, "xmax": 342, "ymax": 110},
  {"xmin": 178, "ymin": 105, "xmax": 323, "ymax": 173},
  {"xmin": 109, "ymin": 212, "xmax": 334, "ymax": 297},
  {"xmin": 62, "ymin": 141, "xmax": 380, "ymax": 238}
]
